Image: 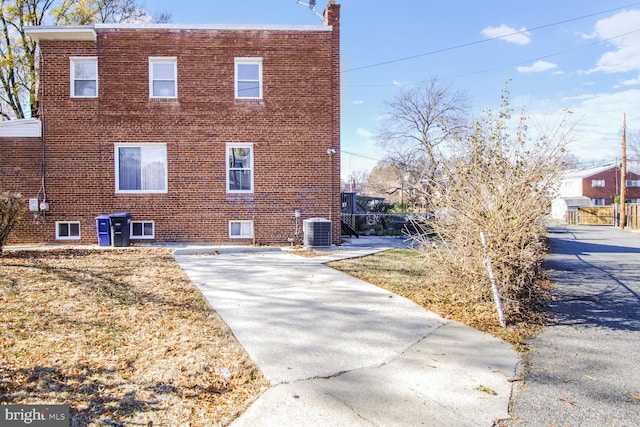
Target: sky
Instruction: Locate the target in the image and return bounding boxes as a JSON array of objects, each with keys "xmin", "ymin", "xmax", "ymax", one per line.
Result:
[{"xmin": 148, "ymin": 0, "xmax": 640, "ymax": 179}]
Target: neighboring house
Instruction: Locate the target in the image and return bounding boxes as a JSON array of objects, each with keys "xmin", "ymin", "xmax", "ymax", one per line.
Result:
[
  {"xmin": 0, "ymin": 1, "xmax": 341, "ymax": 246},
  {"xmin": 552, "ymin": 165, "xmax": 640, "ymax": 220}
]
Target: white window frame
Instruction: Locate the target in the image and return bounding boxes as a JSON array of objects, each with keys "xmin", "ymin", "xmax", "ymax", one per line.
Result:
[
  {"xmin": 70, "ymin": 57, "xmax": 98, "ymax": 98},
  {"xmin": 626, "ymin": 179, "xmax": 640, "ymax": 187},
  {"xmin": 56, "ymin": 221, "xmax": 81, "ymax": 240},
  {"xmin": 234, "ymin": 57, "xmax": 263, "ymax": 99},
  {"xmin": 226, "ymin": 143, "xmax": 254, "ymax": 193},
  {"xmin": 592, "ymin": 198, "xmax": 606, "ymax": 206},
  {"xmin": 591, "ymin": 179, "xmax": 605, "ymax": 187},
  {"xmin": 149, "ymin": 57, "xmax": 177, "ymax": 98},
  {"xmin": 114, "ymin": 143, "xmax": 168, "ymax": 194},
  {"xmin": 130, "ymin": 220, "xmax": 155, "ymax": 239},
  {"xmin": 229, "ymin": 220, "xmax": 254, "ymax": 239}
]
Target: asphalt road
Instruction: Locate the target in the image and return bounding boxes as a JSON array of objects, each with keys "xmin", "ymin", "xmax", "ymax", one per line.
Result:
[{"xmin": 504, "ymin": 225, "xmax": 640, "ymax": 427}]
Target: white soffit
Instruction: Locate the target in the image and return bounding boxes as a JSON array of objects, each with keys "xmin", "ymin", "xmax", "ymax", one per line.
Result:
[{"xmin": 24, "ymin": 26, "xmax": 97, "ymax": 42}]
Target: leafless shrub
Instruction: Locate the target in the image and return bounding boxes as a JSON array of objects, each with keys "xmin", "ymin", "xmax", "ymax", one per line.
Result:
[
  {"xmin": 0, "ymin": 192, "xmax": 24, "ymax": 254},
  {"xmin": 411, "ymin": 92, "xmax": 573, "ymax": 323}
]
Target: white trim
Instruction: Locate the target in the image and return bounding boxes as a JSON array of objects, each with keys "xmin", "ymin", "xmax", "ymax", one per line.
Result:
[
  {"xmin": 70, "ymin": 57, "xmax": 98, "ymax": 98},
  {"xmin": 0, "ymin": 118, "xmax": 41, "ymax": 137},
  {"xmin": 94, "ymin": 23, "xmax": 330, "ymax": 32},
  {"xmin": 130, "ymin": 220, "xmax": 155, "ymax": 239},
  {"xmin": 235, "ymin": 58, "xmax": 263, "ymax": 99},
  {"xmin": 24, "ymin": 26, "xmax": 97, "ymax": 41},
  {"xmin": 114, "ymin": 143, "xmax": 168, "ymax": 194},
  {"xmin": 226, "ymin": 143, "xmax": 254, "ymax": 193},
  {"xmin": 149, "ymin": 57, "xmax": 177, "ymax": 99},
  {"xmin": 229, "ymin": 220, "xmax": 254, "ymax": 239},
  {"xmin": 55, "ymin": 221, "xmax": 81, "ymax": 240}
]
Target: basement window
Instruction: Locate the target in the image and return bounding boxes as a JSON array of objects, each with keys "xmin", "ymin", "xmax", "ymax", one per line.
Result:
[
  {"xmin": 229, "ymin": 220, "xmax": 253, "ymax": 239},
  {"xmin": 131, "ymin": 221, "xmax": 154, "ymax": 239},
  {"xmin": 56, "ymin": 221, "xmax": 80, "ymax": 240}
]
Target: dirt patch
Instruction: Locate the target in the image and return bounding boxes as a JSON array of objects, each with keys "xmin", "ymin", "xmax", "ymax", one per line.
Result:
[{"xmin": 0, "ymin": 248, "xmax": 269, "ymax": 426}]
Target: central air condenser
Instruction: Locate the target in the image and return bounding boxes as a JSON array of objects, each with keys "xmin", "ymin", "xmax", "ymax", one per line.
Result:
[{"xmin": 303, "ymin": 218, "xmax": 332, "ymax": 247}]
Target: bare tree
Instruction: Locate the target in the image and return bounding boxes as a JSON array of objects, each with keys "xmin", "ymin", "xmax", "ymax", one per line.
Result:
[
  {"xmin": 377, "ymin": 78, "xmax": 470, "ymax": 192},
  {"xmin": 0, "ymin": 192, "xmax": 24, "ymax": 253}
]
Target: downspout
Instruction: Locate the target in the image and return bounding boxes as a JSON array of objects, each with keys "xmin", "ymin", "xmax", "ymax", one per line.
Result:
[{"xmin": 36, "ymin": 48, "xmax": 47, "ymax": 221}]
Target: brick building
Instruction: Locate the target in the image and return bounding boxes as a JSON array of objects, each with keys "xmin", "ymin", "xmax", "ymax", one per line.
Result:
[
  {"xmin": 559, "ymin": 165, "xmax": 640, "ymax": 206},
  {"xmin": 0, "ymin": 1, "xmax": 341, "ymax": 246}
]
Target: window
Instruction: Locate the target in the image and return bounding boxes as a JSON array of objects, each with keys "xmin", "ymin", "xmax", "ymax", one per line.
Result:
[
  {"xmin": 70, "ymin": 57, "xmax": 97, "ymax": 97},
  {"xmin": 591, "ymin": 179, "xmax": 605, "ymax": 187},
  {"xmin": 592, "ymin": 198, "xmax": 606, "ymax": 206},
  {"xmin": 229, "ymin": 220, "xmax": 253, "ymax": 239},
  {"xmin": 235, "ymin": 58, "xmax": 262, "ymax": 99},
  {"xmin": 149, "ymin": 57, "xmax": 177, "ymax": 98},
  {"xmin": 626, "ymin": 180, "xmax": 640, "ymax": 187},
  {"xmin": 115, "ymin": 143, "xmax": 167, "ymax": 193},
  {"xmin": 131, "ymin": 221, "xmax": 154, "ymax": 239},
  {"xmin": 628, "ymin": 199, "xmax": 640, "ymax": 204},
  {"xmin": 56, "ymin": 221, "xmax": 80, "ymax": 240},
  {"xmin": 227, "ymin": 144, "xmax": 253, "ymax": 192}
]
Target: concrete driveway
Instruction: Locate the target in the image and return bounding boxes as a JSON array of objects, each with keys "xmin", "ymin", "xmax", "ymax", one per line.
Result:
[
  {"xmin": 504, "ymin": 226, "xmax": 640, "ymax": 426},
  {"xmin": 174, "ymin": 237, "xmax": 520, "ymax": 426}
]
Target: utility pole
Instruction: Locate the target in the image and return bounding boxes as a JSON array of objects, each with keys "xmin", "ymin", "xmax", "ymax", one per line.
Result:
[{"xmin": 620, "ymin": 113, "xmax": 627, "ymax": 230}]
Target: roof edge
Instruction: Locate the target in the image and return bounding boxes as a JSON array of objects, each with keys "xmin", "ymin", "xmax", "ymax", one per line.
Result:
[{"xmin": 24, "ymin": 26, "xmax": 97, "ymax": 41}]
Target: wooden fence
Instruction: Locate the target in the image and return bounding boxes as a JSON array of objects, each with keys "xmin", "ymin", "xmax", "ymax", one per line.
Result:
[{"xmin": 565, "ymin": 204, "xmax": 640, "ymax": 229}]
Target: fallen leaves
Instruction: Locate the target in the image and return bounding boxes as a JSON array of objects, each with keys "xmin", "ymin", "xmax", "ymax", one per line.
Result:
[
  {"xmin": 0, "ymin": 248, "xmax": 269, "ymax": 426},
  {"xmin": 476, "ymin": 385, "xmax": 497, "ymax": 395}
]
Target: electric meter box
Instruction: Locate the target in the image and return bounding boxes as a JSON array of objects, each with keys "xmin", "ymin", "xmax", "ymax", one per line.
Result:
[{"xmin": 29, "ymin": 198, "xmax": 39, "ymax": 212}]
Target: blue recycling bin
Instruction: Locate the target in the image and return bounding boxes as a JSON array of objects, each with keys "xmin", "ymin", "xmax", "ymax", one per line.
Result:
[
  {"xmin": 96, "ymin": 215, "xmax": 111, "ymax": 246},
  {"xmin": 109, "ymin": 212, "xmax": 131, "ymax": 247}
]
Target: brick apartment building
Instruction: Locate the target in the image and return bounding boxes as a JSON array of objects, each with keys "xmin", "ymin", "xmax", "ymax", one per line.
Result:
[
  {"xmin": 0, "ymin": 1, "xmax": 341, "ymax": 246},
  {"xmin": 559, "ymin": 165, "xmax": 640, "ymax": 205}
]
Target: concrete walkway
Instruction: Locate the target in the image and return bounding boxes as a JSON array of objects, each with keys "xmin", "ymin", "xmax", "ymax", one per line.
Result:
[{"xmin": 174, "ymin": 237, "xmax": 520, "ymax": 426}]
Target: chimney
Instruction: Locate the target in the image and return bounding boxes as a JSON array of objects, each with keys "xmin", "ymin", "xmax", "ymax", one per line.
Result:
[{"xmin": 324, "ymin": 1, "xmax": 340, "ymax": 28}]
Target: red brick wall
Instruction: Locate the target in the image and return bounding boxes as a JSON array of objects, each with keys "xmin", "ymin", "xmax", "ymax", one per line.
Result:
[
  {"xmin": 582, "ymin": 168, "xmax": 640, "ymax": 205},
  {"xmin": 1, "ymin": 17, "xmax": 341, "ymax": 245}
]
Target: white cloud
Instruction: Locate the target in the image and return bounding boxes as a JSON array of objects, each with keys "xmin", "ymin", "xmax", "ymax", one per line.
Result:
[
  {"xmin": 352, "ymin": 100, "xmax": 364, "ymax": 105},
  {"xmin": 517, "ymin": 60, "xmax": 557, "ymax": 73},
  {"xmin": 621, "ymin": 73, "xmax": 640, "ymax": 86},
  {"xmin": 587, "ymin": 10, "xmax": 640, "ymax": 74},
  {"xmin": 392, "ymin": 80, "xmax": 404, "ymax": 86},
  {"xmin": 481, "ymin": 24, "xmax": 530, "ymax": 45},
  {"xmin": 356, "ymin": 128, "xmax": 375, "ymax": 138}
]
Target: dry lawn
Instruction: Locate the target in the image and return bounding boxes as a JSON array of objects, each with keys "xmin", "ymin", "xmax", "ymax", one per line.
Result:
[
  {"xmin": 0, "ymin": 248, "xmax": 269, "ymax": 426},
  {"xmin": 328, "ymin": 248, "xmax": 551, "ymax": 349}
]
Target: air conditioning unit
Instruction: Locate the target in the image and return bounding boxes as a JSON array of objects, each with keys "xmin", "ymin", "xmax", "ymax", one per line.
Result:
[{"xmin": 303, "ymin": 218, "xmax": 332, "ymax": 248}]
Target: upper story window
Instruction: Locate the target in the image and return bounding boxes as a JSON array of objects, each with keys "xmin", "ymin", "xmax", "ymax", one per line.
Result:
[
  {"xmin": 626, "ymin": 179, "xmax": 640, "ymax": 187},
  {"xmin": 235, "ymin": 58, "xmax": 262, "ymax": 99},
  {"xmin": 592, "ymin": 179, "xmax": 605, "ymax": 187},
  {"xmin": 115, "ymin": 143, "xmax": 167, "ymax": 193},
  {"xmin": 227, "ymin": 143, "xmax": 253, "ymax": 193},
  {"xmin": 70, "ymin": 57, "xmax": 98, "ymax": 97},
  {"xmin": 149, "ymin": 57, "xmax": 177, "ymax": 98}
]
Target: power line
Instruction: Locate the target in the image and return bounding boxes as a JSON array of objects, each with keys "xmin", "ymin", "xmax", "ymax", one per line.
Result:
[
  {"xmin": 342, "ymin": 150, "xmax": 381, "ymax": 161},
  {"xmin": 342, "ymin": 2, "xmax": 640, "ymax": 73}
]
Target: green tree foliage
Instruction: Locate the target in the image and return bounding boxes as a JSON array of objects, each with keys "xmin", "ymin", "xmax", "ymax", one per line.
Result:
[{"xmin": 0, "ymin": 0, "xmax": 170, "ymax": 119}]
